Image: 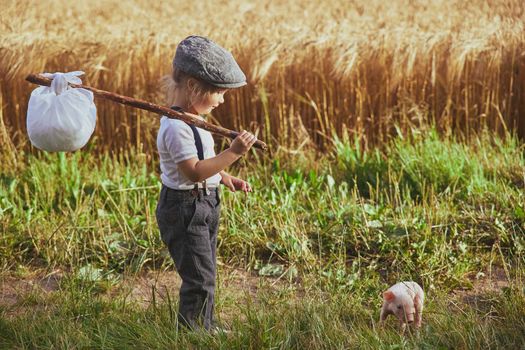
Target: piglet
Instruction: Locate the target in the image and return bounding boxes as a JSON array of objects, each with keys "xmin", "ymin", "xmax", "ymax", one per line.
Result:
[{"xmin": 380, "ymin": 281, "xmax": 424, "ymax": 332}]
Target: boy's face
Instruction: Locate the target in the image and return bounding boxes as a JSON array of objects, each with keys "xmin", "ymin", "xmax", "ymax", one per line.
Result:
[{"xmin": 193, "ymin": 89, "xmax": 228, "ymax": 115}]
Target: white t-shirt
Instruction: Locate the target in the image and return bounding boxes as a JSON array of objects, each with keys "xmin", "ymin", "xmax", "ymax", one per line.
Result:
[{"xmin": 157, "ymin": 116, "xmax": 222, "ymax": 189}]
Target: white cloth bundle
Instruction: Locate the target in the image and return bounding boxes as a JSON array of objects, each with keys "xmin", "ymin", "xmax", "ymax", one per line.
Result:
[{"xmin": 26, "ymin": 71, "xmax": 97, "ymax": 152}]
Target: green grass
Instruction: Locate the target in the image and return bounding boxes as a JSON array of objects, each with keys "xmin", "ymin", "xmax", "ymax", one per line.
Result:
[
  {"xmin": 0, "ymin": 127, "xmax": 524, "ymax": 348},
  {"xmin": 0, "ymin": 277, "xmax": 524, "ymax": 349}
]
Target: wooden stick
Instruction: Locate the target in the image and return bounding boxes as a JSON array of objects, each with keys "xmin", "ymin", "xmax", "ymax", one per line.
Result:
[{"xmin": 25, "ymin": 73, "xmax": 268, "ymax": 151}]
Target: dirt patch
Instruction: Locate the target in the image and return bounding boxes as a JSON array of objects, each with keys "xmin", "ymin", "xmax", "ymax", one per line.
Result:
[
  {"xmin": 0, "ymin": 277, "xmax": 35, "ymax": 308},
  {"xmin": 97, "ymin": 265, "xmax": 300, "ymax": 325},
  {"xmin": 0, "ymin": 270, "xmax": 62, "ymax": 306},
  {"xmin": 0, "ymin": 265, "xmax": 295, "ymax": 315},
  {"xmin": 111, "ymin": 265, "xmax": 296, "ymax": 308},
  {"xmin": 113, "ymin": 269, "xmax": 182, "ymax": 307},
  {"xmin": 1, "ymin": 265, "xmax": 513, "ymax": 315},
  {"xmin": 0, "ymin": 269, "xmax": 63, "ymax": 317},
  {"xmin": 452, "ymin": 265, "xmax": 512, "ymax": 306}
]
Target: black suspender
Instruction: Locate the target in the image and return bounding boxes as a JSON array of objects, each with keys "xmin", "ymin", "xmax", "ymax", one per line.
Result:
[
  {"xmin": 169, "ymin": 106, "xmax": 212, "ymax": 194},
  {"xmin": 170, "ymin": 106, "xmax": 204, "ymax": 161},
  {"xmin": 188, "ymin": 124, "xmax": 204, "ymax": 161}
]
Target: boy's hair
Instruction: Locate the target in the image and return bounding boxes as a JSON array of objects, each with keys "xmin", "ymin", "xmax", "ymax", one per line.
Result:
[{"xmin": 162, "ymin": 67, "xmax": 226, "ymax": 107}]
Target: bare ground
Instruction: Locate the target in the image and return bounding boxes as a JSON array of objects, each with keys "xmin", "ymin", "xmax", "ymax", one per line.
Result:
[
  {"xmin": 0, "ymin": 265, "xmax": 293, "ymax": 319},
  {"xmin": 0, "ymin": 265, "xmax": 513, "ymax": 320}
]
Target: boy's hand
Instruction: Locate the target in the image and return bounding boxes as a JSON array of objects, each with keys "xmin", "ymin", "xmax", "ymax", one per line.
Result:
[
  {"xmin": 221, "ymin": 173, "xmax": 252, "ymax": 193},
  {"xmin": 229, "ymin": 130, "xmax": 257, "ymax": 156}
]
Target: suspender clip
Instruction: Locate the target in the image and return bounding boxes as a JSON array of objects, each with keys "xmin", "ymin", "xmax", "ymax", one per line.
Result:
[{"xmin": 203, "ymin": 180, "xmax": 210, "ymax": 195}]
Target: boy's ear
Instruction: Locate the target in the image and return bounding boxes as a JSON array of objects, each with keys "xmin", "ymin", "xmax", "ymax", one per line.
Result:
[
  {"xmin": 186, "ymin": 77, "xmax": 198, "ymax": 91},
  {"xmin": 383, "ymin": 291, "xmax": 395, "ymax": 301}
]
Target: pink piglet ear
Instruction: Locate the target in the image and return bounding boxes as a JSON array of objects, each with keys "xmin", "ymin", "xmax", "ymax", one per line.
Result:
[{"xmin": 383, "ymin": 290, "xmax": 395, "ymax": 301}]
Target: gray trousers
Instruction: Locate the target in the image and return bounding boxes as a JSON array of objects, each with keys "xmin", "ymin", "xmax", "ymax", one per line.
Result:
[{"xmin": 155, "ymin": 184, "xmax": 221, "ymax": 330}]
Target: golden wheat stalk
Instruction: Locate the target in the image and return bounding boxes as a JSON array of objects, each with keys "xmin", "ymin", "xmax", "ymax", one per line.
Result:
[{"xmin": 1, "ymin": 0, "xmax": 524, "ymax": 153}]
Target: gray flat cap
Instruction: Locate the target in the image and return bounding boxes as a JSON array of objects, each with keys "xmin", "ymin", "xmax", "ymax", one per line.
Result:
[{"xmin": 173, "ymin": 35, "xmax": 247, "ymax": 88}]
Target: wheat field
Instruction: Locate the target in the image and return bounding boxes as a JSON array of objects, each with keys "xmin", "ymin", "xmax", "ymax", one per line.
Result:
[{"xmin": 1, "ymin": 0, "xmax": 524, "ymax": 154}]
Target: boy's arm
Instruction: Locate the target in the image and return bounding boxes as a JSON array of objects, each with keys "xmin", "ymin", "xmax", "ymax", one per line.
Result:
[
  {"xmin": 178, "ymin": 149, "xmax": 240, "ymax": 183},
  {"xmin": 178, "ymin": 131, "xmax": 256, "ymax": 183}
]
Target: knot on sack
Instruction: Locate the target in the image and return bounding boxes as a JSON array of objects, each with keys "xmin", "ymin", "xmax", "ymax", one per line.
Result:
[{"xmin": 42, "ymin": 71, "xmax": 85, "ymax": 95}]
